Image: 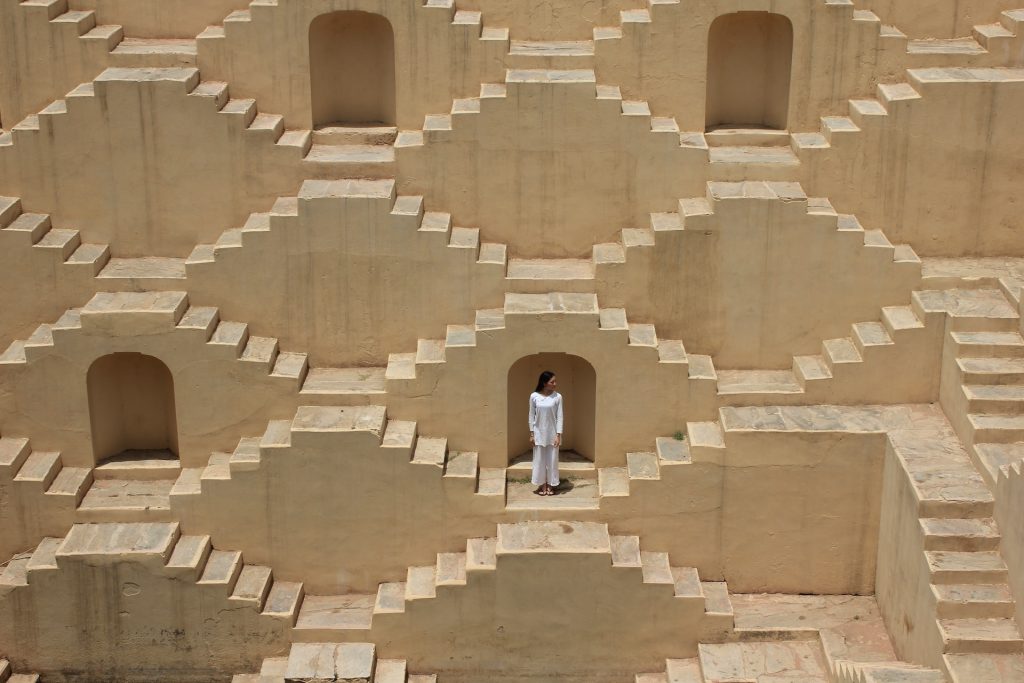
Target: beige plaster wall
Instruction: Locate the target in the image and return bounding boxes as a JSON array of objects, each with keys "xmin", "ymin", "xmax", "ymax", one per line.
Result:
[
  {"xmin": 171, "ymin": 406, "xmax": 500, "ymax": 593},
  {"xmin": 0, "ymin": 0, "xmax": 113, "ymax": 131},
  {"xmin": 0, "ymin": 292, "xmax": 304, "ymax": 468},
  {"xmin": 196, "ymin": 0, "xmax": 507, "ymax": 130},
  {"xmin": 861, "ymin": 0, "xmax": 1017, "ymax": 38},
  {"xmin": 802, "ymin": 69, "xmax": 1024, "ymax": 257},
  {"xmin": 0, "ymin": 527, "xmax": 289, "ymax": 681},
  {"xmin": 184, "ymin": 180, "xmax": 505, "ymax": 367},
  {"xmin": 0, "ymin": 68, "xmax": 313, "ymax": 257},
  {"xmin": 397, "ymin": 73, "xmax": 704, "ymax": 258},
  {"xmin": 173, "ymin": 405, "xmax": 885, "ymax": 596},
  {"xmin": 368, "ymin": 537, "xmax": 711, "ymax": 681},
  {"xmin": 0, "ymin": 451, "xmax": 80, "ymax": 560},
  {"xmin": 68, "ymin": 0, "xmax": 248, "ymax": 37},
  {"xmin": 594, "ymin": 0, "xmax": 883, "ymax": 133},
  {"xmin": 996, "ymin": 464, "xmax": 1024, "ymax": 632},
  {"xmin": 596, "ymin": 184, "xmax": 921, "ymax": 368},
  {"xmin": 874, "ymin": 439, "xmax": 944, "ymax": 667}
]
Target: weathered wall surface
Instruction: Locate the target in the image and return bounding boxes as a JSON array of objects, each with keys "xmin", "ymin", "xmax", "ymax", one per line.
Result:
[
  {"xmin": 173, "ymin": 406, "xmax": 885, "ymax": 596},
  {"xmin": 997, "ymin": 464, "xmax": 1024, "ymax": 633},
  {"xmin": 196, "ymin": 0, "xmax": 508, "ymax": 130},
  {"xmin": 0, "ymin": 523, "xmax": 290, "ymax": 682},
  {"xmin": 803, "ymin": 68, "xmax": 1024, "ymax": 257},
  {"xmin": 0, "ymin": 292, "xmax": 304, "ymax": 468},
  {"xmin": 0, "ymin": 68, "xmax": 315, "ymax": 257}
]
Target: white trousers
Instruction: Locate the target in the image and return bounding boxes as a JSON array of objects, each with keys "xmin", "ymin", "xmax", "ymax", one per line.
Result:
[{"xmin": 531, "ymin": 445, "xmax": 559, "ymax": 486}]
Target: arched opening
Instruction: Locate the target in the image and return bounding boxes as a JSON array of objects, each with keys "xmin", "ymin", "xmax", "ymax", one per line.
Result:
[
  {"xmin": 705, "ymin": 11, "xmax": 793, "ymax": 131},
  {"xmin": 87, "ymin": 353, "xmax": 178, "ymax": 465},
  {"xmin": 507, "ymin": 353, "xmax": 596, "ymax": 465},
  {"xmin": 308, "ymin": 11, "xmax": 396, "ymax": 135}
]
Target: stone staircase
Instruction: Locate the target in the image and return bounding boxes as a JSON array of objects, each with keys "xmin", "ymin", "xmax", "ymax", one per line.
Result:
[
  {"xmin": 169, "ymin": 404, "xmax": 505, "ymax": 513},
  {"xmin": 185, "ymin": 179, "xmax": 507, "ymax": 288},
  {"xmin": 723, "ymin": 404, "xmax": 1023, "ymax": 669},
  {"xmin": 0, "ymin": 291, "xmax": 309, "ymax": 387},
  {"xmin": 16, "ymin": 0, "xmax": 197, "ymax": 70},
  {"xmin": 0, "ymin": 521, "xmax": 303, "ymax": 624},
  {"xmin": 290, "ymin": 520, "xmax": 733, "ymax": 644},
  {"xmin": 235, "ymin": 643, "xmax": 435, "ymax": 683},
  {"xmin": 932, "ymin": 284, "xmax": 1024, "ymax": 485},
  {"xmin": 0, "ymin": 66, "xmax": 393, "ymax": 177}
]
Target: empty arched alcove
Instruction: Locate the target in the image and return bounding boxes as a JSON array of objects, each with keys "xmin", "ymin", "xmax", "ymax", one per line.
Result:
[
  {"xmin": 308, "ymin": 10, "xmax": 396, "ymax": 129},
  {"xmin": 507, "ymin": 353, "xmax": 596, "ymax": 465},
  {"xmin": 87, "ymin": 353, "xmax": 179, "ymax": 465},
  {"xmin": 705, "ymin": 11, "xmax": 794, "ymax": 131}
]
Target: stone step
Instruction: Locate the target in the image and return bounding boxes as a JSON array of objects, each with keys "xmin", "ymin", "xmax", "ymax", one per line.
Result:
[
  {"xmin": 951, "ymin": 330, "xmax": 1024, "ymax": 358},
  {"xmin": 698, "ymin": 641, "xmax": 829, "ymax": 681},
  {"xmin": 915, "ymin": 289, "xmax": 1018, "ymax": 331},
  {"xmin": 920, "ymin": 518, "xmax": 1000, "ymax": 551},
  {"xmin": 708, "ymin": 145, "xmax": 800, "ymax": 166},
  {"xmin": 926, "ymin": 551, "xmax": 1008, "ymax": 584},
  {"xmin": 292, "ymin": 594, "xmax": 375, "ymax": 639},
  {"xmin": 974, "ymin": 443, "xmax": 1024, "ymax": 482},
  {"xmin": 92, "ymin": 451, "xmax": 180, "ymax": 480},
  {"xmin": 938, "ymin": 618, "xmax": 1023, "ymax": 654},
  {"xmin": 967, "ymin": 413, "xmax": 1024, "ymax": 442},
  {"xmin": 933, "ymin": 584, "xmax": 1016, "ymax": 619},
  {"xmin": 300, "ymin": 367, "xmax": 387, "ymax": 397},
  {"xmin": 957, "ymin": 358, "xmax": 1024, "ymax": 385},
  {"xmin": 76, "ymin": 479, "xmax": 174, "ymax": 521},
  {"xmin": 963, "ymin": 385, "xmax": 1024, "ymax": 413}
]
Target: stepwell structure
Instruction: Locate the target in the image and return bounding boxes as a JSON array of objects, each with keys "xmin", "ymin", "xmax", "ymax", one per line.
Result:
[{"xmin": 1, "ymin": 0, "xmax": 1024, "ymax": 681}]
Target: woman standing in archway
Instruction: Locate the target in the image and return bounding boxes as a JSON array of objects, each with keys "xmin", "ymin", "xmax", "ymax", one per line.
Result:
[{"xmin": 529, "ymin": 371, "xmax": 563, "ymax": 496}]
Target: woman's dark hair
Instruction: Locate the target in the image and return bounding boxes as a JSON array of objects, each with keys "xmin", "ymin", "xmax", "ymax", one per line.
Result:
[{"xmin": 534, "ymin": 370, "xmax": 556, "ymax": 393}]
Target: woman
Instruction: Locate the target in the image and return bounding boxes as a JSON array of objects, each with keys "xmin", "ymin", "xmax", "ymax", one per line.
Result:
[{"xmin": 528, "ymin": 370, "xmax": 563, "ymax": 496}]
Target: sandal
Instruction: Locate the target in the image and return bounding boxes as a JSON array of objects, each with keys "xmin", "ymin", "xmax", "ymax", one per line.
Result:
[{"xmin": 534, "ymin": 487, "xmax": 545, "ymax": 496}]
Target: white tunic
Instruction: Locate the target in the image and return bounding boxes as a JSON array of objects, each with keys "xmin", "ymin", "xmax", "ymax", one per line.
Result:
[{"xmin": 529, "ymin": 391, "xmax": 564, "ymax": 446}]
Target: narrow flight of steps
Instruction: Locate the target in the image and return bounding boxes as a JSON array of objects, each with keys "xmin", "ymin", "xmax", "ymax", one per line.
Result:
[
  {"xmin": 169, "ymin": 404, "xmax": 506, "ymax": 513},
  {"xmin": 0, "ymin": 433, "xmax": 90, "ymax": 555},
  {"xmin": 0, "ymin": 67, "xmax": 394, "ymax": 178},
  {"xmin": 395, "ymin": 69, "xmax": 690, "ymax": 162},
  {"xmin": 290, "ymin": 521, "xmax": 733, "ymax": 643},
  {"xmin": 235, "ymin": 643, "xmax": 435, "ymax": 683},
  {"xmin": 716, "ymin": 290, "xmax": 930, "ymax": 403},
  {"xmin": 185, "ymin": 178, "xmax": 507, "ymax": 303},
  {"xmin": 855, "ymin": 7, "xmax": 1024, "ymax": 63},
  {"xmin": 383, "ymin": 291, "xmax": 709, "ymax": 392},
  {"xmin": 0, "ymin": 660, "xmax": 39, "ymax": 683},
  {"xmin": 927, "ymin": 283, "xmax": 1024, "ymax": 486},
  {"xmin": 17, "ymin": 0, "xmax": 197, "ymax": 69},
  {"xmin": 0, "ymin": 179, "xmax": 507, "ymax": 294},
  {"xmin": 0, "ymin": 522, "xmax": 303, "ymax": 625},
  {"xmin": 0, "ymin": 291, "xmax": 309, "ymax": 389}
]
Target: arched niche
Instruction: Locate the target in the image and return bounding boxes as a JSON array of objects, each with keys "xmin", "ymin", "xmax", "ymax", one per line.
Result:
[
  {"xmin": 87, "ymin": 352, "xmax": 179, "ymax": 464},
  {"xmin": 507, "ymin": 353, "xmax": 596, "ymax": 465},
  {"xmin": 308, "ymin": 10, "xmax": 396, "ymax": 129},
  {"xmin": 705, "ymin": 11, "xmax": 794, "ymax": 131}
]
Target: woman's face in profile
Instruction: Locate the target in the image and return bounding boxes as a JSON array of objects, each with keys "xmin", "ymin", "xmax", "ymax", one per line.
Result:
[{"xmin": 545, "ymin": 376, "xmax": 558, "ymax": 391}]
